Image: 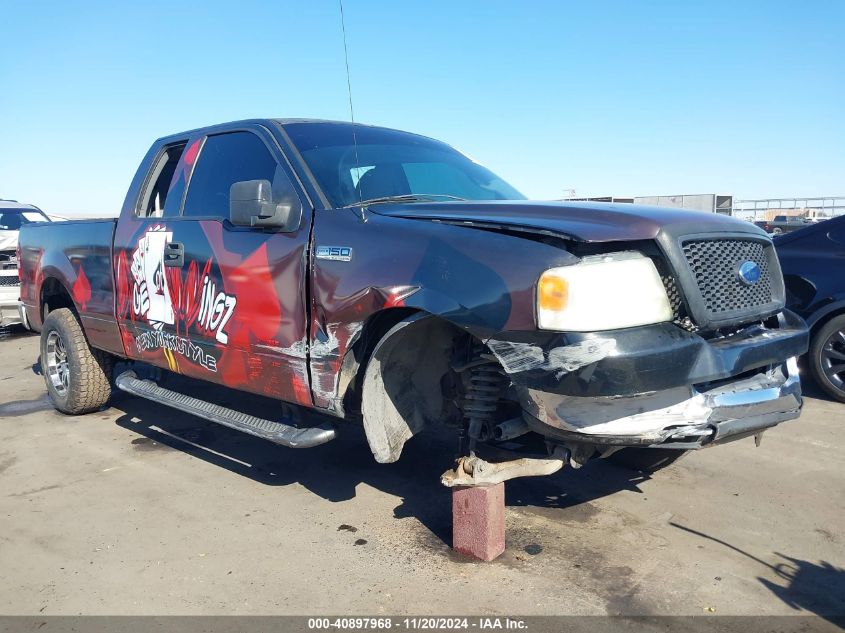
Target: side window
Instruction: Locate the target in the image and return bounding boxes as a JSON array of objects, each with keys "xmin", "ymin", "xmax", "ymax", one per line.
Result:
[
  {"xmin": 182, "ymin": 131, "xmax": 281, "ymax": 219},
  {"xmin": 137, "ymin": 142, "xmax": 187, "ymax": 218}
]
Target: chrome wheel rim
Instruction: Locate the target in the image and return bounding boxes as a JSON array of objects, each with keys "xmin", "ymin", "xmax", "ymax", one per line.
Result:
[
  {"xmin": 821, "ymin": 328, "xmax": 845, "ymax": 392},
  {"xmin": 45, "ymin": 331, "xmax": 70, "ymax": 396}
]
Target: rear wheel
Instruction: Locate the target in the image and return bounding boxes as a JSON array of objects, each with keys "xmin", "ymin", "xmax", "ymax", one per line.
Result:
[
  {"xmin": 40, "ymin": 308, "xmax": 114, "ymax": 414},
  {"xmin": 809, "ymin": 314, "xmax": 845, "ymax": 404},
  {"xmin": 607, "ymin": 447, "xmax": 689, "ymax": 473}
]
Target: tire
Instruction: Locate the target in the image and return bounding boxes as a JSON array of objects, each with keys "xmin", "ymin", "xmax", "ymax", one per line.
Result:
[
  {"xmin": 607, "ymin": 447, "xmax": 689, "ymax": 473},
  {"xmin": 40, "ymin": 308, "xmax": 114, "ymax": 414},
  {"xmin": 809, "ymin": 314, "xmax": 845, "ymax": 404}
]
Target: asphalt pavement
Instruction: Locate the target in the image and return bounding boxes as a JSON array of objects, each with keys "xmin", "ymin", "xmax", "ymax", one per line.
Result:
[{"xmin": 0, "ymin": 327, "xmax": 842, "ymax": 616}]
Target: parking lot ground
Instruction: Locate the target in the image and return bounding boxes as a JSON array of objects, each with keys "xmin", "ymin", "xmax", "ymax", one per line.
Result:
[{"xmin": 0, "ymin": 328, "xmax": 843, "ymax": 616}]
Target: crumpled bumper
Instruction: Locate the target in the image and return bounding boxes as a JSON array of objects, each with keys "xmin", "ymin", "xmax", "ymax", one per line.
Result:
[
  {"xmin": 521, "ymin": 357, "xmax": 802, "ymax": 448},
  {"xmin": 501, "ymin": 310, "xmax": 809, "ymax": 449}
]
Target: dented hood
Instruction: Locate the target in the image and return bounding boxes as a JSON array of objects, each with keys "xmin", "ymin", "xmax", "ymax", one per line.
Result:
[{"xmin": 368, "ymin": 200, "xmax": 766, "ymax": 243}]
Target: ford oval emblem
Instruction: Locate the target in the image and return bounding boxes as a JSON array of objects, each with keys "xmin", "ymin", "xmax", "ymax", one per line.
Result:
[{"xmin": 737, "ymin": 260, "xmax": 761, "ymax": 286}]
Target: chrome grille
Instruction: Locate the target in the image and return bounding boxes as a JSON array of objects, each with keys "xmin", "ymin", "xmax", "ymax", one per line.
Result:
[{"xmin": 681, "ymin": 239, "xmax": 774, "ymax": 315}]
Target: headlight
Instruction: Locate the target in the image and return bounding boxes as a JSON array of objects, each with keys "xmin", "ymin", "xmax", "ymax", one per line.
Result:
[{"xmin": 537, "ymin": 251, "xmax": 673, "ymax": 331}]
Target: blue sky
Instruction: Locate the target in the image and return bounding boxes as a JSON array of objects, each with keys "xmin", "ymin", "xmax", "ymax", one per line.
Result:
[{"xmin": 1, "ymin": 0, "xmax": 843, "ymax": 215}]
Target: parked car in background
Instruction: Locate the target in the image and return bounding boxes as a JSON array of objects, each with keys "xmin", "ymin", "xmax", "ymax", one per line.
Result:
[
  {"xmin": 0, "ymin": 200, "xmax": 50, "ymax": 328},
  {"xmin": 758, "ymin": 215, "xmax": 814, "ymax": 235},
  {"xmin": 775, "ymin": 215, "xmax": 845, "ymax": 402}
]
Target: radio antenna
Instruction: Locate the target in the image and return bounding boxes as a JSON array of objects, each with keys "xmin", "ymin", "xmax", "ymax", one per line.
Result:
[{"xmin": 338, "ymin": 0, "xmax": 365, "ymax": 218}]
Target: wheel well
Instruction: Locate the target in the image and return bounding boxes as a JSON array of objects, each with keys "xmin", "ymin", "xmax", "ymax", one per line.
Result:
[
  {"xmin": 338, "ymin": 308, "xmax": 448, "ymax": 418},
  {"xmin": 357, "ymin": 313, "xmax": 471, "ymax": 463},
  {"xmin": 810, "ymin": 308, "xmax": 845, "ymax": 341},
  {"xmin": 40, "ymin": 277, "xmax": 76, "ymax": 321}
]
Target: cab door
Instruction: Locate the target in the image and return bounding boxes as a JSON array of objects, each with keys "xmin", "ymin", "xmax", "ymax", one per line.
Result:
[{"xmin": 114, "ymin": 126, "xmax": 313, "ymax": 406}]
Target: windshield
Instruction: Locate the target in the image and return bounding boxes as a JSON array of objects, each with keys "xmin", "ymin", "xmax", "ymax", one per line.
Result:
[
  {"xmin": 284, "ymin": 122, "xmax": 525, "ymax": 208},
  {"xmin": 0, "ymin": 208, "xmax": 49, "ymax": 230}
]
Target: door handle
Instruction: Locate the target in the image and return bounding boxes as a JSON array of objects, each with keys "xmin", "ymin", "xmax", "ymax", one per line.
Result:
[{"xmin": 164, "ymin": 242, "xmax": 184, "ymax": 267}]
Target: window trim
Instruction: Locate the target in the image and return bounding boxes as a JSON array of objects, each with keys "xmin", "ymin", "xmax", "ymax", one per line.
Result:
[{"xmin": 272, "ymin": 121, "xmax": 331, "ymax": 211}]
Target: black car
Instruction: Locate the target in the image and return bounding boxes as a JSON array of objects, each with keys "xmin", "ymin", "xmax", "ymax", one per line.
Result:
[
  {"xmin": 775, "ymin": 215, "xmax": 845, "ymax": 402},
  {"xmin": 758, "ymin": 214, "xmax": 814, "ymax": 235}
]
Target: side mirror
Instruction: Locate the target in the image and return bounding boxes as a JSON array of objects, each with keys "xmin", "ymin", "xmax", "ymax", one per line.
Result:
[{"xmin": 229, "ymin": 179, "xmax": 302, "ymax": 231}]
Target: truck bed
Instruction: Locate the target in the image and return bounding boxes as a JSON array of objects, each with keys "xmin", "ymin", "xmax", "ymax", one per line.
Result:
[{"xmin": 19, "ymin": 218, "xmax": 123, "ymax": 355}]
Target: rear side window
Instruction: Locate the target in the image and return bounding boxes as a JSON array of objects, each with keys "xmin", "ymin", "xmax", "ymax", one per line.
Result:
[
  {"xmin": 138, "ymin": 142, "xmax": 187, "ymax": 218},
  {"xmin": 182, "ymin": 132, "xmax": 279, "ymax": 219}
]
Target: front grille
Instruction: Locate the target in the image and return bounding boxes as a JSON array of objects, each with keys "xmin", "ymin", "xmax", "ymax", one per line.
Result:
[
  {"xmin": 0, "ymin": 250, "xmax": 16, "ymax": 271},
  {"xmin": 0, "ymin": 275, "xmax": 19, "ymax": 287},
  {"xmin": 647, "ymin": 253, "xmax": 696, "ymax": 329},
  {"xmin": 660, "ymin": 272, "xmax": 683, "ymax": 319},
  {"xmin": 681, "ymin": 239, "xmax": 774, "ymax": 316}
]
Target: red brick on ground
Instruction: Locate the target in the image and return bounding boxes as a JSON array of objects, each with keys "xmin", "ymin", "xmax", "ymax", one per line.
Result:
[{"xmin": 452, "ymin": 483, "xmax": 506, "ymax": 561}]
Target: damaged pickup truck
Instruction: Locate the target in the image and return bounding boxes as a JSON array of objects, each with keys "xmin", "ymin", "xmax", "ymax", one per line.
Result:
[{"xmin": 19, "ymin": 119, "xmax": 808, "ymax": 481}]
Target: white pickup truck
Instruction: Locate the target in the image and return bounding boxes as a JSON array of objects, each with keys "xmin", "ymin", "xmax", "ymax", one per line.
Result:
[{"xmin": 0, "ymin": 201, "xmax": 50, "ymax": 329}]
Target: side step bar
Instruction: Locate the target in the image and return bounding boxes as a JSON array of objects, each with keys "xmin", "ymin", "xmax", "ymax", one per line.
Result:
[{"xmin": 115, "ymin": 371, "xmax": 336, "ymax": 448}]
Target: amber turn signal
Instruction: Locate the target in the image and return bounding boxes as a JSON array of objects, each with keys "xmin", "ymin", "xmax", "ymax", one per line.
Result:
[{"xmin": 538, "ymin": 273, "xmax": 568, "ymax": 312}]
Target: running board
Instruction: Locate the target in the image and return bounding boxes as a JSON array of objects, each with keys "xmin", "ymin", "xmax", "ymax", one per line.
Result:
[{"xmin": 115, "ymin": 370, "xmax": 335, "ymax": 448}]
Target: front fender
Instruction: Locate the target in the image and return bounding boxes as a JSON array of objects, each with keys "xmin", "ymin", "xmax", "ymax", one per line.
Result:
[
  {"xmin": 309, "ymin": 210, "xmax": 578, "ymax": 412},
  {"xmin": 805, "ymin": 299, "xmax": 845, "ymax": 329}
]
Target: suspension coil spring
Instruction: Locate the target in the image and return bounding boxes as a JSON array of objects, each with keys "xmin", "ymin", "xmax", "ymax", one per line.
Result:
[{"xmin": 460, "ymin": 344, "xmax": 507, "ymax": 443}]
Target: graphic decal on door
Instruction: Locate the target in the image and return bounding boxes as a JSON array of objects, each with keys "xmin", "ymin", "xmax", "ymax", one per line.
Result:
[
  {"xmin": 196, "ymin": 275, "xmax": 237, "ymax": 344},
  {"xmin": 125, "ymin": 224, "xmax": 238, "ymax": 372},
  {"xmin": 130, "ymin": 225, "xmax": 175, "ymax": 327},
  {"xmin": 113, "ymin": 217, "xmax": 312, "ymax": 405}
]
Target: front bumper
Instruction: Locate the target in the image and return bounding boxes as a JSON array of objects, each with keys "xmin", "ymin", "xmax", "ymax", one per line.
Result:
[
  {"xmin": 489, "ymin": 310, "xmax": 809, "ymax": 449},
  {"xmin": 0, "ymin": 284, "xmax": 26, "ymax": 328},
  {"xmin": 521, "ymin": 357, "xmax": 801, "ymax": 448}
]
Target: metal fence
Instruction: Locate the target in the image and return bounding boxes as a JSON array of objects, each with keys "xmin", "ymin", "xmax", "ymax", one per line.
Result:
[
  {"xmin": 731, "ymin": 197, "xmax": 845, "ymax": 221},
  {"xmin": 566, "ymin": 194, "xmax": 845, "ymax": 221}
]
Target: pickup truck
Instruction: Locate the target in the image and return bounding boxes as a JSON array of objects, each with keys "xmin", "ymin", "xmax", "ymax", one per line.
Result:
[
  {"xmin": 757, "ymin": 215, "xmax": 814, "ymax": 235},
  {"xmin": 19, "ymin": 119, "xmax": 809, "ymax": 478},
  {"xmin": 0, "ymin": 200, "xmax": 50, "ymax": 329}
]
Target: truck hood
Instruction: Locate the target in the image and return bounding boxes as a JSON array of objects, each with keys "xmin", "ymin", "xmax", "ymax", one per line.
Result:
[{"xmin": 368, "ymin": 200, "xmax": 766, "ymax": 243}]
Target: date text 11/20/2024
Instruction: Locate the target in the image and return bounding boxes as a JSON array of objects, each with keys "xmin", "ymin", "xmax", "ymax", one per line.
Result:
[{"xmin": 307, "ymin": 617, "xmax": 528, "ymax": 630}]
